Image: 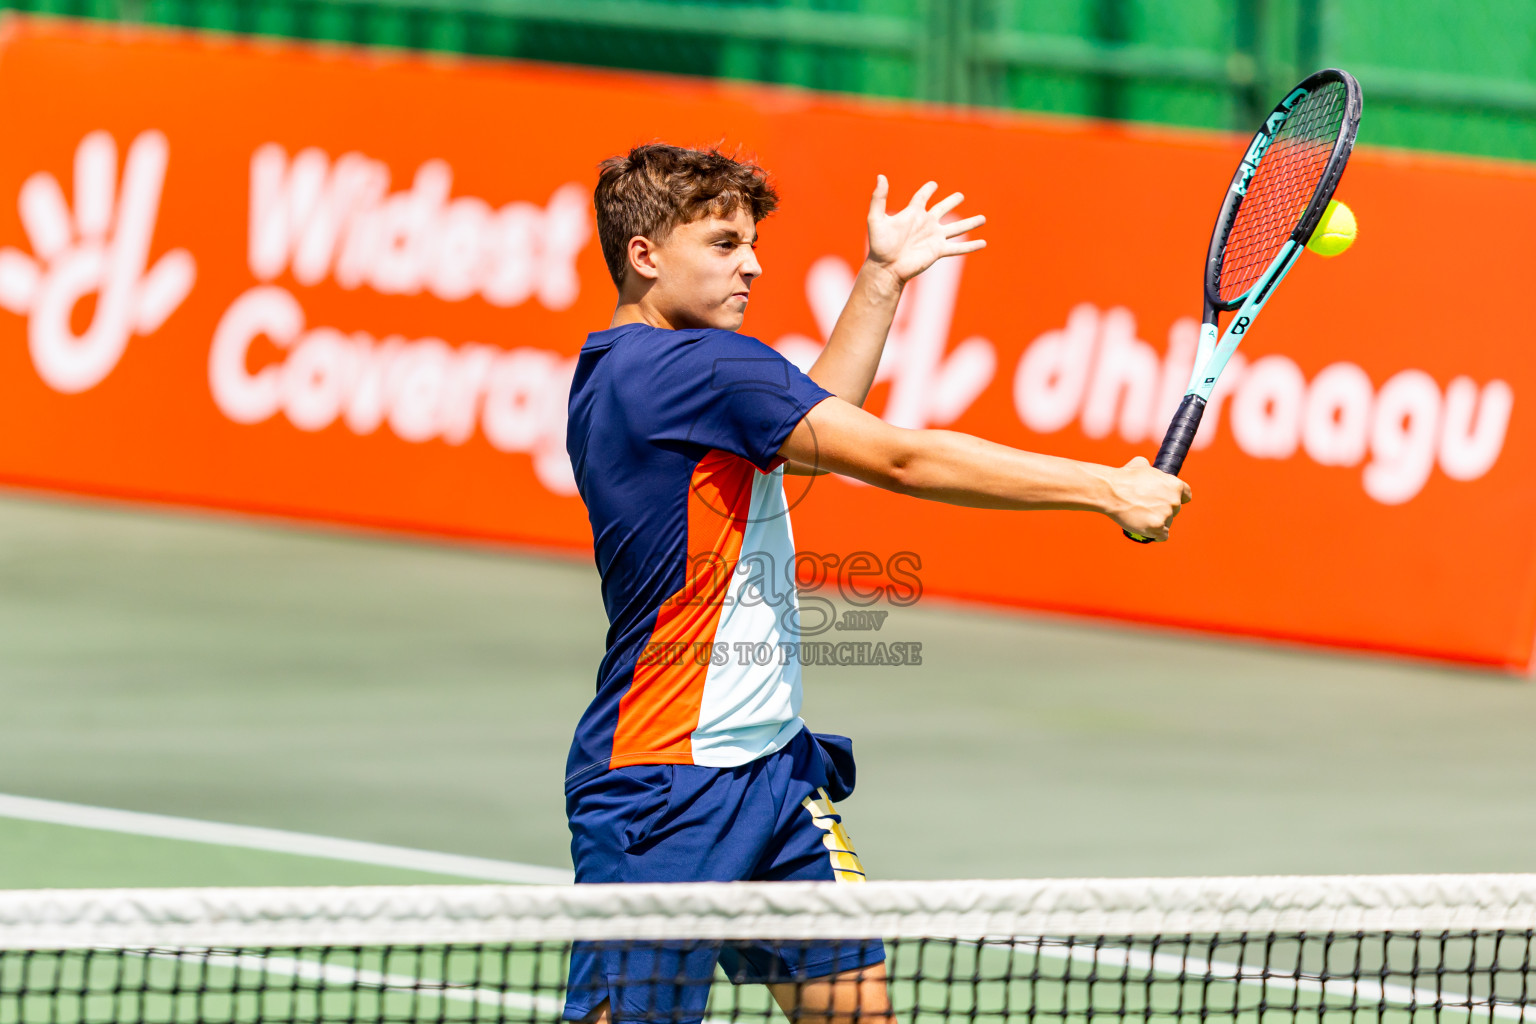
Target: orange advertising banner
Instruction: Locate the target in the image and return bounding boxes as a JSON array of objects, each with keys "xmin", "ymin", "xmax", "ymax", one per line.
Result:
[{"xmin": 0, "ymin": 17, "xmax": 1532, "ymax": 667}]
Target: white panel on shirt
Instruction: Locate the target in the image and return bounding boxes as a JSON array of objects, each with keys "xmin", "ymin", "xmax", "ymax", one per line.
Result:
[{"xmin": 690, "ymin": 465, "xmax": 806, "ymax": 767}]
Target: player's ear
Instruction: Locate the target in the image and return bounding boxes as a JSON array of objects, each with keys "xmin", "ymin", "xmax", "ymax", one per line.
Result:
[{"xmin": 627, "ymin": 235, "xmax": 661, "ymax": 282}]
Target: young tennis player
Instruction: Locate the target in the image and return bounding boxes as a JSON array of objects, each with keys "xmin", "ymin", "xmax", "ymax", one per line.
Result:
[{"xmin": 562, "ymin": 144, "xmax": 1189, "ymax": 1024}]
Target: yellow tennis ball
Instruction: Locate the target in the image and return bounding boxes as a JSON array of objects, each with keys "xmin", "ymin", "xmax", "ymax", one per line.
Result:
[{"xmin": 1306, "ymin": 199, "xmax": 1357, "ymax": 257}]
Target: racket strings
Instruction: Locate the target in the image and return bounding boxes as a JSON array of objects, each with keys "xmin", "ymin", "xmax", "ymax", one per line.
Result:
[{"xmin": 1218, "ymin": 81, "xmax": 1348, "ymax": 303}]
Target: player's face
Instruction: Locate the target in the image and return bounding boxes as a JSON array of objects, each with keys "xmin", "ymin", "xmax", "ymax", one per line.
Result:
[{"xmin": 650, "ymin": 208, "xmax": 762, "ymax": 330}]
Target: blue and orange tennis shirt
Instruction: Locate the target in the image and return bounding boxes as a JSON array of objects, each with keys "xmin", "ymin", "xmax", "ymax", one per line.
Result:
[{"xmin": 563, "ymin": 323, "xmax": 833, "ymax": 788}]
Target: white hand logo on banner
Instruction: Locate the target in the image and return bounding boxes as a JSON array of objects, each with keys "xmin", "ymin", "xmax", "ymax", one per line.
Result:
[
  {"xmin": 776, "ymin": 255, "xmax": 996, "ymax": 430},
  {"xmin": 0, "ymin": 130, "xmax": 196, "ymax": 393}
]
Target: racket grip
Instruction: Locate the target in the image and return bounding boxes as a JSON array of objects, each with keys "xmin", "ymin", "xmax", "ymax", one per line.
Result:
[
  {"xmin": 1122, "ymin": 394, "xmax": 1206, "ymax": 544},
  {"xmin": 1152, "ymin": 394, "xmax": 1206, "ymax": 476}
]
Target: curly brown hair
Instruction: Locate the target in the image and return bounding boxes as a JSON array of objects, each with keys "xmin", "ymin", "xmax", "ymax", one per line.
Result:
[{"xmin": 594, "ymin": 143, "xmax": 780, "ymax": 288}]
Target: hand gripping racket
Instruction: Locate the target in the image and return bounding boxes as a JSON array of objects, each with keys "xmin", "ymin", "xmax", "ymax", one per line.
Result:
[{"xmin": 1125, "ymin": 68, "xmax": 1362, "ymax": 543}]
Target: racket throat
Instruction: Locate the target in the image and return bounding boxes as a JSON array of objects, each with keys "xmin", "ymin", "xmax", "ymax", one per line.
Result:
[{"xmin": 1184, "ymin": 319, "xmax": 1221, "ymax": 394}]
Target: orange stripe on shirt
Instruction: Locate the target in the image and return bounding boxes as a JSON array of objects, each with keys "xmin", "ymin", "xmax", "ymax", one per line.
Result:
[{"xmin": 610, "ymin": 451, "xmax": 756, "ymax": 768}]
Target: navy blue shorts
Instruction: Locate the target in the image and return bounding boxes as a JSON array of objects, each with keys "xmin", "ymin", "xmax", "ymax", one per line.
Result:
[{"xmin": 561, "ymin": 729, "xmax": 884, "ymax": 1024}]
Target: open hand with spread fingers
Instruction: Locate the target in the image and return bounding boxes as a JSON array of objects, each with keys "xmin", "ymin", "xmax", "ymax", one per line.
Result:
[{"xmin": 865, "ymin": 175, "xmax": 986, "ymax": 284}]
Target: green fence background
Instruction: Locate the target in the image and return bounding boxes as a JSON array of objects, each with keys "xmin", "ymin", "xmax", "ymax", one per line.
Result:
[{"xmin": 11, "ymin": 0, "xmax": 1535, "ymax": 163}]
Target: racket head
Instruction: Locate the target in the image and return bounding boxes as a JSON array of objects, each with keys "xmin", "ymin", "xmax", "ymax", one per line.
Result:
[{"xmin": 1205, "ymin": 68, "xmax": 1362, "ymax": 311}]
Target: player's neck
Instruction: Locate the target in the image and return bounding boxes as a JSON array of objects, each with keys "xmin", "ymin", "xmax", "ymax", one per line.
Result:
[
  {"xmin": 609, "ymin": 300, "xmax": 677, "ymax": 331},
  {"xmin": 609, "ymin": 274, "xmax": 679, "ymax": 330}
]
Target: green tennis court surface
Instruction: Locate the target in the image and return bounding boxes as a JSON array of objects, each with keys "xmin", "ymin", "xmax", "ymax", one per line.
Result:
[
  {"xmin": 3, "ymin": 487, "xmax": 1536, "ymax": 888},
  {"xmin": 0, "ymin": 818, "xmax": 480, "ymax": 888}
]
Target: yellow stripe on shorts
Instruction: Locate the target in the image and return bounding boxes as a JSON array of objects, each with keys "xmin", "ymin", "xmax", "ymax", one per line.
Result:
[{"xmin": 800, "ymin": 786, "xmax": 867, "ymax": 882}]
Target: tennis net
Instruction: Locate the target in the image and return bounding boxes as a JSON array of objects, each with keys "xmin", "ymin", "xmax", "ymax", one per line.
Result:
[{"xmin": 3, "ymin": 875, "xmax": 1535, "ymax": 1024}]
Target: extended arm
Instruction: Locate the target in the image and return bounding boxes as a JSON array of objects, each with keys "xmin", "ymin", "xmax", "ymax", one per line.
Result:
[{"xmin": 779, "ymin": 396, "xmax": 1192, "ymax": 541}]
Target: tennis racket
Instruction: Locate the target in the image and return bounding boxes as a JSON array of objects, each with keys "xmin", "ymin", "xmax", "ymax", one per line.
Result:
[{"xmin": 1125, "ymin": 68, "xmax": 1363, "ymax": 543}]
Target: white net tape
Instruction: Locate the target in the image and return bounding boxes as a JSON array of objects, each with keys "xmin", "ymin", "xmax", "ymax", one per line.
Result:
[{"xmin": 4, "ymin": 874, "xmax": 1536, "ymax": 949}]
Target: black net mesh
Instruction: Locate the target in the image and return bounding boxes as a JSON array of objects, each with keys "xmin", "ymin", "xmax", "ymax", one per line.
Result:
[
  {"xmin": 1217, "ymin": 81, "xmax": 1348, "ymax": 304},
  {"xmin": 6, "ymin": 880, "xmax": 1536, "ymax": 1024},
  {"xmin": 4, "ymin": 932, "xmax": 1536, "ymax": 1023}
]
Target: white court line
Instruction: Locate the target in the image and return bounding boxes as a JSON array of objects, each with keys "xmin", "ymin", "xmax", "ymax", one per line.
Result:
[
  {"xmin": 134, "ymin": 943, "xmax": 1523, "ymax": 1024},
  {"xmin": 143, "ymin": 950, "xmax": 740, "ymax": 1024},
  {"xmin": 0, "ymin": 793, "xmax": 572, "ymax": 884},
  {"xmin": 148, "ymin": 950, "xmax": 566, "ymax": 1015},
  {"xmin": 1027, "ymin": 938, "xmax": 1530, "ymax": 1021}
]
